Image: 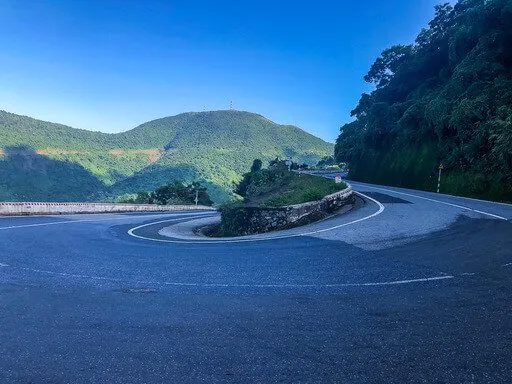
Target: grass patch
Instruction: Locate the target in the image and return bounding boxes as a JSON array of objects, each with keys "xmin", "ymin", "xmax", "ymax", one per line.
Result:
[
  {"xmin": 260, "ymin": 173, "xmax": 346, "ymax": 207},
  {"xmin": 237, "ymin": 162, "xmax": 347, "ymax": 207}
]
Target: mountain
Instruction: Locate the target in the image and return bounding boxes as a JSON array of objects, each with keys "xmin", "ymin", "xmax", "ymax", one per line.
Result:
[
  {"xmin": 0, "ymin": 110, "xmax": 333, "ymax": 202},
  {"xmin": 334, "ymin": 0, "xmax": 512, "ymax": 201}
]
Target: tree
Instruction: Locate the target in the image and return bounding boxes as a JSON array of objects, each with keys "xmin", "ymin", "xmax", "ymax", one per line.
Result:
[
  {"xmin": 364, "ymin": 45, "xmax": 413, "ymax": 88},
  {"xmin": 235, "ymin": 159, "xmax": 264, "ymax": 197},
  {"xmin": 334, "ymin": 0, "xmax": 512, "ymax": 201},
  {"xmin": 316, "ymin": 156, "xmax": 336, "ymax": 168},
  {"xmin": 250, "ymin": 159, "xmax": 263, "ymax": 172},
  {"xmin": 134, "ymin": 191, "xmax": 151, "ymax": 204},
  {"xmin": 149, "ymin": 181, "xmax": 213, "ymax": 206},
  {"xmin": 268, "ymin": 157, "xmax": 280, "ymax": 167}
]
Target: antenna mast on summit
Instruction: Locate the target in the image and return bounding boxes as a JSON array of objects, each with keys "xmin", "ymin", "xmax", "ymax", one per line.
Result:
[{"xmin": 230, "ymin": 101, "xmax": 233, "ymax": 110}]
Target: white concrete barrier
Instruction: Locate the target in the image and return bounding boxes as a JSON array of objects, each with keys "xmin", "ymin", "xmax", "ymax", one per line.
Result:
[{"xmin": 0, "ymin": 202, "xmax": 215, "ymax": 216}]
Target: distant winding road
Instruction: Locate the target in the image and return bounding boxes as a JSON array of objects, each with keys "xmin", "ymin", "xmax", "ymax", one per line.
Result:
[{"xmin": 1, "ymin": 182, "xmax": 511, "ymax": 383}]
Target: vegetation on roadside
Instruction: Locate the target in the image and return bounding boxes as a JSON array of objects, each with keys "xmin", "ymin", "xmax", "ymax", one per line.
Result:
[
  {"xmin": 116, "ymin": 181, "xmax": 213, "ymax": 206},
  {"xmin": 234, "ymin": 159, "xmax": 346, "ymax": 207},
  {"xmin": 334, "ymin": 0, "xmax": 512, "ymax": 201},
  {"xmin": 316, "ymin": 156, "xmax": 337, "ymax": 168},
  {"xmin": 209, "ymin": 159, "xmax": 347, "ymax": 237}
]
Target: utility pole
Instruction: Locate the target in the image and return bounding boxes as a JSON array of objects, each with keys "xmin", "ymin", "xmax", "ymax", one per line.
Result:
[
  {"xmin": 195, "ymin": 189, "xmax": 199, "ymax": 206},
  {"xmin": 437, "ymin": 163, "xmax": 444, "ymax": 193}
]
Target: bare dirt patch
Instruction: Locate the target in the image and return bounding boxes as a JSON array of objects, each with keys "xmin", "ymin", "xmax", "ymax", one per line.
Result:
[
  {"xmin": 109, "ymin": 149, "xmax": 163, "ymax": 163},
  {"xmin": 36, "ymin": 148, "xmax": 86, "ymax": 155}
]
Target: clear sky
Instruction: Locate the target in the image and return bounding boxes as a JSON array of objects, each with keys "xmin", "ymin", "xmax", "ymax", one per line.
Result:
[{"xmin": 1, "ymin": 0, "xmax": 447, "ymax": 142}]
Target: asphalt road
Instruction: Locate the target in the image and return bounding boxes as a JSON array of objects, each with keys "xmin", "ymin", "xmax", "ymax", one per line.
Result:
[{"xmin": 1, "ymin": 182, "xmax": 511, "ymax": 383}]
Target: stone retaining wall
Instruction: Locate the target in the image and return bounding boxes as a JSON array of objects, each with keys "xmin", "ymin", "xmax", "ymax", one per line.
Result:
[
  {"xmin": 0, "ymin": 202, "xmax": 215, "ymax": 216},
  {"xmin": 220, "ymin": 186, "xmax": 354, "ymax": 236}
]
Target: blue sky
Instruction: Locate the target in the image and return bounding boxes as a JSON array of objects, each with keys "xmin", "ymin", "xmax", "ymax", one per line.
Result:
[{"xmin": 1, "ymin": 0, "xmax": 447, "ymax": 142}]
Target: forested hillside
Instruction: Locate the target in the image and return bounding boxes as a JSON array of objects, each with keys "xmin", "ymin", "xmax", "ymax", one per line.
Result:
[
  {"xmin": 0, "ymin": 110, "xmax": 333, "ymax": 203},
  {"xmin": 334, "ymin": 0, "xmax": 512, "ymax": 201}
]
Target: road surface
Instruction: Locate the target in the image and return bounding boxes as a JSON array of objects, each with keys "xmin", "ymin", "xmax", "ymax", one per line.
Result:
[{"xmin": 1, "ymin": 182, "xmax": 511, "ymax": 383}]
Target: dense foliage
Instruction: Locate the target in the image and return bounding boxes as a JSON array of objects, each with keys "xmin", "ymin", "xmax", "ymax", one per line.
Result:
[
  {"xmin": 334, "ymin": 0, "xmax": 512, "ymax": 201},
  {"xmin": 316, "ymin": 156, "xmax": 337, "ymax": 167},
  {"xmin": 117, "ymin": 181, "xmax": 213, "ymax": 206},
  {"xmin": 0, "ymin": 110, "xmax": 333, "ymax": 203},
  {"xmin": 0, "ymin": 146, "xmax": 106, "ymax": 202}
]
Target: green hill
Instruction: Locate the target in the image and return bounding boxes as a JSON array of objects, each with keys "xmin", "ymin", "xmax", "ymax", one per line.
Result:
[
  {"xmin": 0, "ymin": 110, "xmax": 333, "ymax": 202},
  {"xmin": 335, "ymin": 0, "xmax": 512, "ymax": 201}
]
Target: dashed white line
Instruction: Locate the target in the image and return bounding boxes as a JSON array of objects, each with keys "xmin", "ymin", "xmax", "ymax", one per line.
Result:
[
  {"xmin": 16, "ymin": 266, "xmax": 454, "ymax": 288},
  {"xmin": 503, "ymin": 263, "xmax": 512, "ymax": 267},
  {"xmin": 0, "ymin": 262, "xmax": 9, "ymax": 267},
  {"xmin": 126, "ymin": 191, "xmax": 385, "ymax": 244}
]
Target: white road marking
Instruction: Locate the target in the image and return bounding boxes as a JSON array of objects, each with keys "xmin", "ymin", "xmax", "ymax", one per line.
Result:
[
  {"xmin": 434, "ymin": 192, "xmax": 512, "ymax": 207},
  {"xmin": 348, "ymin": 181, "xmax": 512, "ymax": 207},
  {"xmin": 16, "ymin": 266, "xmax": 454, "ymax": 288},
  {"xmin": 299, "ymin": 191, "xmax": 385, "ymax": 236},
  {"xmin": 126, "ymin": 191, "xmax": 385, "ymax": 244},
  {"xmin": 0, "ymin": 211, "xmax": 215, "ymax": 231},
  {"xmin": 353, "ymin": 184, "xmax": 507, "ymax": 220},
  {"xmin": 503, "ymin": 263, "xmax": 512, "ymax": 267},
  {"xmin": 0, "ymin": 263, "xmax": 9, "ymax": 267}
]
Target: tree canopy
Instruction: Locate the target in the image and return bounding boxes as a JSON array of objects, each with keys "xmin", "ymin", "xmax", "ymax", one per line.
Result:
[
  {"xmin": 117, "ymin": 181, "xmax": 213, "ymax": 206},
  {"xmin": 334, "ymin": 0, "xmax": 512, "ymax": 201}
]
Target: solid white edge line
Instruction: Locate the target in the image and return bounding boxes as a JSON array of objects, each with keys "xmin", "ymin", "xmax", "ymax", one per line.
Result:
[
  {"xmin": 430, "ymin": 192, "xmax": 512, "ymax": 207},
  {"xmin": 0, "ymin": 211, "xmax": 216, "ymax": 231},
  {"xmin": 16, "ymin": 266, "xmax": 454, "ymax": 288},
  {"xmin": 352, "ymin": 183, "xmax": 507, "ymax": 221},
  {"xmin": 126, "ymin": 191, "xmax": 385, "ymax": 244},
  {"xmin": 126, "ymin": 216, "xmax": 218, "ymax": 238},
  {"xmin": 298, "ymin": 191, "xmax": 385, "ymax": 236},
  {"xmin": 348, "ymin": 180, "xmax": 512, "ymax": 207}
]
